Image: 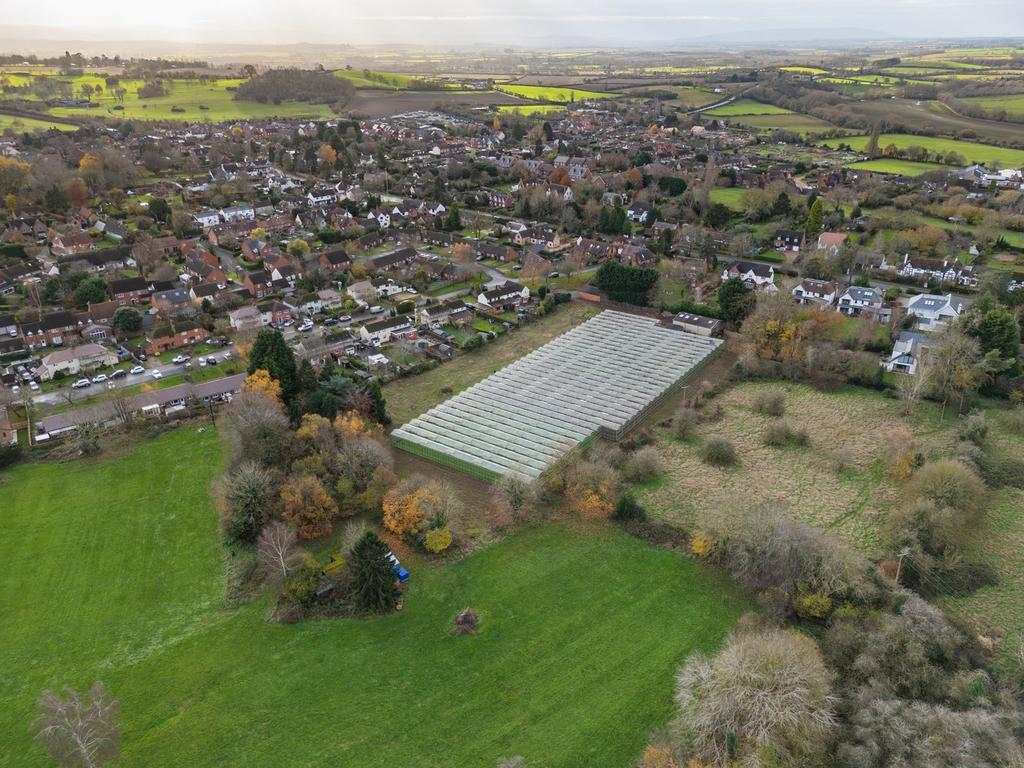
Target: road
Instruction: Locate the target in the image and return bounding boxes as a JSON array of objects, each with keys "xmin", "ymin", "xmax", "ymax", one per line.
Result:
[{"xmin": 26, "ymin": 351, "xmax": 236, "ymax": 408}]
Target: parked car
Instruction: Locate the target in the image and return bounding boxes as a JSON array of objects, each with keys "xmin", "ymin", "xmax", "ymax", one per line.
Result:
[
  {"xmin": 548, "ymin": 271, "xmax": 560, "ymax": 278},
  {"xmin": 281, "ymin": 319, "xmax": 294, "ymax": 327},
  {"xmin": 71, "ymin": 379, "xmax": 91, "ymax": 389},
  {"xmin": 206, "ymin": 356, "xmax": 217, "ymax": 366},
  {"xmin": 110, "ymin": 369, "xmax": 127, "ymax": 379},
  {"xmin": 129, "ymin": 365, "xmax": 145, "ymax": 375},
  {"xmin": 322, "ymin": 317, "xmax": 339, "ymax": 327},
  {"xmin": 337, "ymin": 314, "xmax": 352, "ymax": 323},
  {"xmin": 369, "ymin": 305, "xmax": 384, "ymax": 314},
  {"xmin": 151, "ymin": 369, "xmax": 163, "ymax": 379},
  {"xmin": 198, "ymin": 357, "xmax": 208, "ymax": 367},
  {"xmin": 92, "ymin": 374, "xmax": 108, "ymax": 383},
  {"xmin": 11, "ymin": 384, "xmax": 20, "ymax": 395},
  {"xmin": 298, "ymin": 320, "xmax": 314, "ymax": 332},
  {"xmin": 29, "ymin": 380, "xmax": 40, "ymax": 392},
  {"xmin": 172, "ymin": 354, "xmax": 189, "ymax": 365}
]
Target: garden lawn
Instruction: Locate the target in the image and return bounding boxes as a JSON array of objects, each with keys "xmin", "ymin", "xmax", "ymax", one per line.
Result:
[
  {"xmin": 384, "ymin": 302, "xmax": 599, "ymax": 425},
  {"xmin": 818, "ymin": 134, "xmax": 1024, "ymax": 167},
  {"xmin": 495, "ymin": 84, "xmax": 614, "ymax": 103},
  {"xmin": 708, "ymin": 187, "xmax": 747, "ymax": 211},
  {"xmin": 0, "ymin": 426, "xmax": 748, "ymax": 767}
]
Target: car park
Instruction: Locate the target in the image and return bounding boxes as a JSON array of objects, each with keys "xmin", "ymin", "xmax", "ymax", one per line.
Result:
[
  {"xmin": 129, "ymin": 365, "xmax": 145, "ymax": 375},
  {"xmin": 72, "ymin": 379, "xmax": 91, "ymax": 389}
]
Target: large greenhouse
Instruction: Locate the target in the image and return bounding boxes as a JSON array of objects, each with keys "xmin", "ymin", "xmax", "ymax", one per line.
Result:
[{"xmin": 390, "ymin": 310, "xmax": 722, "ymax": 479}]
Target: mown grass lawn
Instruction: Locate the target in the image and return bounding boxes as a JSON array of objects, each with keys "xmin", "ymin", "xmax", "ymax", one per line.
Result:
[
  {"xmin": 0, "ymin": 426, "xmax": 749, "ymax": 767},
  {"xmin": 818, "ymin": 133, "xmax": 1024, "ymax": 167},
  {"xmin": 846, "ymin": 159, "xmax": 948, "ymax": 176}
]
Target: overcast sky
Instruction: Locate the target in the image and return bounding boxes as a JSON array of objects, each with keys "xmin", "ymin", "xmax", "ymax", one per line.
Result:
[{"xmin": 6, "ymin": 0, "xmax": 1024, "ymax": 46}]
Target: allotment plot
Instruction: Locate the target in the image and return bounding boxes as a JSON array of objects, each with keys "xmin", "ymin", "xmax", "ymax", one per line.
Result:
[{"xmin": 391, "ymin": 310, "xmax": 721, "ymax": 478}]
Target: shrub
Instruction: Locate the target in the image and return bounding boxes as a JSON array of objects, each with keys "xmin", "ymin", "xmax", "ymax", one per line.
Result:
[
  {"xmin": 280, "ymin": 556, "xmax": 319, "ymax": 607},
  {"xmin": 0, "ymin": 441, "xmax": 21, "ymax": 469},
  {"xmin": 957, "ymin": 411, "xmax": 988, "ymax": 447},
  {"xmin": 689, "ymin": 530, "xmax": 716, "ymax": 559},
  {"xmin": 793, "ymin": 590, "xmax": 833, "ymax": 620},
  {"xmin": 905, "ymin": 459, "xmax": 987, "ymax": 521},
  {"xmin": 752, "ymin": 388, "xmax": 786, "ymax": 417},
  {"xmin": 763, "ymin": 419, "xmax": 808, "ymax": 447},
  {"xmin": 623, "ymin": 446, "xmax": 662, "ymax": 483},
  {"xmin": 423, "ymin": 526, "xmax": 453, "ymax": 554},
  {"xmin": 1005, "ymin": 407, "xmax": 1024, "ymax": 435},
  {"xmin": 611, "ymin": 492, "xmax": 647, "ymax": 523},
  {"xmin": 672, "ymin": 405, "xmax": 700, "ymax": 440},
  {"xmin": 701, "ymin": 437, "xmax": 737, "ymax": 467}
]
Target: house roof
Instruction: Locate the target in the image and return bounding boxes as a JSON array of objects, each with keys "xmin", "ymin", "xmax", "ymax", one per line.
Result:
[
  {"xmin": 726, "ymin": 260, "xmax": 773, "ymax": 279},
  {"xmin": 41, "ymin": 343, "xmax": 111, "ymax": 366}
]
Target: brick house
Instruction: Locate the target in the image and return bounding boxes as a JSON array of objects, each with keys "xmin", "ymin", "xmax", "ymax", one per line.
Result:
[{"xmin": 145, "ymin": 321, "xmax": 210, "ymax": 355}]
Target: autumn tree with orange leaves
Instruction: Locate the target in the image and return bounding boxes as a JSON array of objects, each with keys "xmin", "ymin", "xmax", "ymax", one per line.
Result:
[
  {"xmin": 280, "ymin": 474, "xmax": 338, "ymax": 539},
  {"xmin": 243, "ymin": 368, "xmax": 282, "ymax": 402}
]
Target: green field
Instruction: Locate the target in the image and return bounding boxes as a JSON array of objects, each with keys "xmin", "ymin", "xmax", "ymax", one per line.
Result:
[
  {"xmin": 962, "ymin": 93, "xmax": 1024, "ymax": 119},
  {"xmin": 727, "ymin": 113, "xmax": 838, "ymax": 135},
  {"xmin": 819, "ymin": 133, "xmax": 1024, "ymax": 167},
  {"xmin": 846, "ymin": 158, "xmax": 948, "ymax": 176},
  {"xmin": 334, "ymin": 69, "xmax": 417, "ymax": 90},
  {"xmin": 0, "ymin": 426, "xmax": 748, "ymax": 767},
  {"xmin": 0, "ymin": 113, "xmax": 78, "ymax": 132},
  {"xmin": 705, "ymin": 98, "xmax": 791, "ymax": 116},
  {"xmin": 780, "ymin": 66, "xmax": 829, "ymax": 75},
  {"xmin": 708, "ymin": 187, "xmax": 747, "ymax": 211},
  {"xmin": 1, "ymin": 74, "xmax": 335, "ymax": 122},
  {"xmin": 495, "ymin": 84, "xmax": 614, "ymax": 103},
  {"xmin": 497, "ymin": 103, "xmax": 566, "ymax": 116}
]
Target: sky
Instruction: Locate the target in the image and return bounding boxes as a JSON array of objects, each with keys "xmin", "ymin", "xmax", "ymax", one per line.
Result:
[{"xmin": 4, "ymin": 0, "xmax": 1024, "ymax": 46}]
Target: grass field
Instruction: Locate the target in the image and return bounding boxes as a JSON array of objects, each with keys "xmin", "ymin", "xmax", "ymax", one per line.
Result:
[
  {"xmin": 384, "ymin": 302, "xmax": 599, "ymax": 425},
  {"xmin": 495, "ymin": 84, "xmax": 614, "ymax": 103},
  {"xmin": 615, "ymin": 85, "xmax": 722, "ymax": 109},
  {"xmin": 780, "ymin": 66, "xmax": 829, "ymax": 75},
  {"xmin": 638, "ymin": 381, "xmax": 1024, "ymax": 664},
  {"xmin": 0, "ymin": 426, "xmax": 749, "ymax": 767},
  {"xmin": 727, "ymin": 113, "xmax": 838, "ymax": 135},
  {"xmin": 705, "ymin": 99, "xmax": 791, "ymax": 116},
  {"xmin": 497, "ymin": 103, "xmax": 566, "ymax": 116},
  {"xmin": 823, "ymin": 100, "xmax": 1024, "ymax": 148},
  {"xmin": 0, "ymin": 113, "xmax": 78, "ymax": 132},
  {"xmin": 819, "ymin": 133, "xmax": 1024, "ymax": 167},
  {"xmin": 962, "ymin": 93, "xmax": 1024, "ymax": 119},
  {"xmin": 2, "ymin": 75, "xmax": 335, "ymax": 122},
  {"xmin": 846, "ymin": 158, "xmax": 948, "ymax": 176},
  {"xmin": 708, "ymin": 187, "xmax": 747, "ymax": 211},
  {"xmin": 334, "ymin": 69, "xmax": 417, "ymax": 89}
]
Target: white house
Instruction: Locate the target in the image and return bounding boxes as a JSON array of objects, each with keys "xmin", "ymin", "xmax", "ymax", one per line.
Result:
[
  {"xmin": 39, "ymin": 344, "xmax": 118, "ymax": 381},
  {"xmin": 478, "ymin": 281, "xmax": 530, "ymax": 310},
  {"xmin": 722, "ymin": 260, "xmax": 776, "ymax": 291},
  {"xmin": 906, "ymin": 293, "xmax": 966, "ymax": 330},
  {"xmin": 220, "ymin": 205, "xmax": 255, "ymax": 223},
  {"xmin": 791, "ymin": 278, "xmax": 838, "ymax": 307},
  {"xmin": 193, "ymin": 210, "xmax": 220, "ymax": 228},
  {"xmin": 837, "ymin": 286, "xmax": 884, "ymax": 317},
  {"xmin": 228, "ymin": 305, "xmax": 263, "ymax": 332},
  {"xmin": 884, "ymin": 331, "xmax": 930, "ymax": 375},
  {"xmin": 359, "ymin": 315, "xmax": 413, "ymax": 346},
  {"xmin": 306, "ymin": 191, "xmax": 336, "ymax": 207}
]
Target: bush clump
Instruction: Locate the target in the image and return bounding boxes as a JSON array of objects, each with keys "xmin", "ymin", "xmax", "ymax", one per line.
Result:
[
  {"xmin": 672, "ymin": 405, "xmax": 701, "ymax": 440},
  {"xmin": 701, "ymin": 437, "xmax": 737, "ymax": 467},
  {"xmin": 763, "ymin": 418, "xmax": 809, "ymax": 447},
  {"xmin": 957, "ymin": 411, "xmax": 988, "ymax": 447},
  {"xmin": 752, "ymin": 388, "xmax": 786, "ymax": 417},
  {"xmin": 611, "ymin": 491, "xmax": 647, "ymax": 523},
  {"xmin": 622, "ymin": 446, "xmax": 662, "ymax": 483}
]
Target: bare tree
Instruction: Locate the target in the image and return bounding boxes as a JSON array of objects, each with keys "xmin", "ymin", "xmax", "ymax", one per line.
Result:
[
  {"xmin": 257, "ymin": 521, "xmax": 302, "ymax": 585},
  {"xmin": 674, "ymin": 629, "xmax": 836, "ymax": 767},
  {"xmin": 492, "ymin": 473, "xmax": 539, "ymax": 524},
  {"xmin": 34, "ymin": 684, "xmax": 120, "ymax": 768},
  {"xmin": 895, "ymin": 354, "xmax": 932, "ymax": 417}
]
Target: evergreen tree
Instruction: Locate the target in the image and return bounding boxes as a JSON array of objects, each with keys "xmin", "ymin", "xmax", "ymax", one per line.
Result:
[
  {"xmin": 971, "ymin": 303, "xmax": 1021, "ymax": 373},
  {"xmin": 247, "ymin": 329, "xmax": 298, "ymax": 401},
  {"xmin": 771, "ymin": 191, "xmax": 791, "ymax": 217},
  {"xmin": 806, "ymin": 198, "xmax": 824, "ymax": 236},
  {"xmin": 445, "ymin": 205, "xmax": 462, "ymax": 232},
  {"xmin": 718, "ymin": 277, "xmax": 755, "ymax": 326},
  {"xmin": 350, "ymin": 532, "xmax": 400, "ymax": 613}
]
